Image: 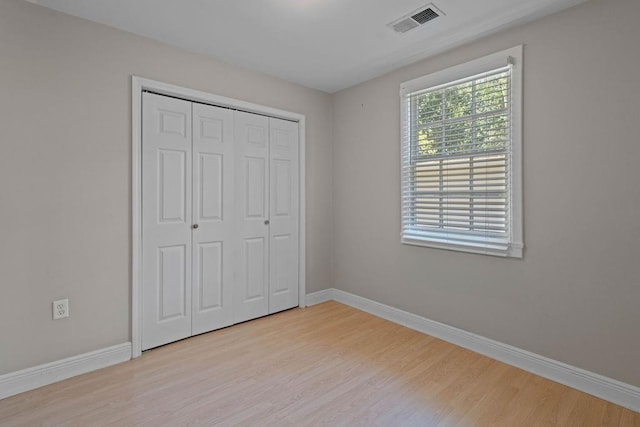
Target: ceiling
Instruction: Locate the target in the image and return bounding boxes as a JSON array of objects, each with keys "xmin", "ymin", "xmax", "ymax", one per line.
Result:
[{"xmin": 27, "ymin": 0, "xmax": 589, "ymax": 93}]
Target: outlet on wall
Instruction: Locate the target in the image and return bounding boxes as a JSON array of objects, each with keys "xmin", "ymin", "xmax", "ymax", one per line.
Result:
[{"xmin": 53, "ymin": 299, "xmax": 69, "ymax": 320}]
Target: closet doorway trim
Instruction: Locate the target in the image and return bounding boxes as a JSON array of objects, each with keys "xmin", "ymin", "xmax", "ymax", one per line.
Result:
[{"xmin": 131, "ymin": 76, "xmax": 307, "ymax": 358}]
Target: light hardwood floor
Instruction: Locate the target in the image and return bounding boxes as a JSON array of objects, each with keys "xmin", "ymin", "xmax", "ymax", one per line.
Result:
[{"xmin": 1, "ymin": 301, "xmax": 638, "ymax": 426}]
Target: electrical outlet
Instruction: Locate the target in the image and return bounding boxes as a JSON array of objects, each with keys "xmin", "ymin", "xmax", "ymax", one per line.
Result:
[{"xmin": 53, "ymin": 299, "xmax": 69, "ymax": 320}]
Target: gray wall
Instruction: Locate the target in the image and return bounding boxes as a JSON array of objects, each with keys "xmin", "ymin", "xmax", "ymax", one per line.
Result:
[
  {"xmin": 332, "ymin": 0, "xmax": 640, "ymax": 386},
  {"xmin": 0, "ymin": 0, "xmax": 333, "ymax": 374}
]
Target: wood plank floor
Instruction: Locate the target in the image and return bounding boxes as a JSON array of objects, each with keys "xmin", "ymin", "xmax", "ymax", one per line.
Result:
[{"xmin": 1, "ymin": 301, "xmax": 638, "ymax": 426}]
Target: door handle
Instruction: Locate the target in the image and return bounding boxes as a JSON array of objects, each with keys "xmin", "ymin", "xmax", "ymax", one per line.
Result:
[
  {"xmin": 192, "ymin": 224, "xmax": 199, "ymax": 229},
  {"xmin": 264, "ymin": 220, "xmax": 270, "ymax": 225}
]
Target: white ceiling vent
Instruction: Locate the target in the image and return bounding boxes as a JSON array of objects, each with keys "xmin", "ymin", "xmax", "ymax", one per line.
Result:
[{"xmin": 389, "ymin": 3, "xmax": 444, "ymax": 34}]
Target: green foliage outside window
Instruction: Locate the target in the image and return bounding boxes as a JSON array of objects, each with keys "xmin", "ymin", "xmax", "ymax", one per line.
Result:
[{"xmin": 414, "ymin": 72, "xmax": 510, "ymax": 157}]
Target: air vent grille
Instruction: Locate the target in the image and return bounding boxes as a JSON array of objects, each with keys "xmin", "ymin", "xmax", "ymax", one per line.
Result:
[
  {"xmin": 388, "ymin": 3, "xmax": 444, "ymax": 34},
  {"xmin": 411, "ymin": 7, "xmax": 439, "ymax": 24}
]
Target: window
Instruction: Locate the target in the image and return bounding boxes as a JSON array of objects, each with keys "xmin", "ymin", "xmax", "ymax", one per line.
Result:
[{"xmin": 400, "ymin": 46, "xmax": 523, "ymax": 257}]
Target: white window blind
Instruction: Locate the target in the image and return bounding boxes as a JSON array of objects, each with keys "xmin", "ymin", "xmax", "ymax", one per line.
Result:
[{"xmin": 400, "ymin": 47, "xmax": 523, "ymax": 257}]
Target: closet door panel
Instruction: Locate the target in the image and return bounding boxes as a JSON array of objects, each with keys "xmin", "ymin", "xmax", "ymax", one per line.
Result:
[
  {"xmin": 191, "ymin": 103, "xmax": 235, "ymax": 335},
  {"xmin": 234, "ymin": 111, "xmax": 270, "ymax": 323},
  {"xmin": 269, "ymin": 118, "xmax": 299, "ymax": 313},
  {"xmin": 142, "ymin": 93, "xmax": 193, "ymax": 350},
  {"xmin": 142, "ymin": 92, "xmax": 301, "ymax": 349}
]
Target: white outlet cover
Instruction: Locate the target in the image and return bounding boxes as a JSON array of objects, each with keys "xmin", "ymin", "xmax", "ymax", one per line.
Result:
[{"xmin": 53, "ymin": 299, "xmax": 69, "ymax": 320}]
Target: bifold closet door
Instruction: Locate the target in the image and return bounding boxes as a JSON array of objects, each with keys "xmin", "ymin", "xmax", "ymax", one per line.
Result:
[
  {"xmin": 142, "ymin": 93, "xmax": 300, "ymax": 350},
  {"xmin": 268, "ymin": 118, "xmax": 299, "ymax": 313},
  {"xmin": 191, "ymin": 103, "xmax": 235, "ymax": 335},
  {"xmin": 142, "ymin": 94, "xmax": 235, "ymax": 350},
  {"xmin": 142, "ymin": 93, "xmax": 193, "ymax": 350},
  {"xmin": 233, "ymin": 114, "xmax": 300, "ymax": 321},
  {"xmin": 234, "ymin": 111, "xmax": 270, "ymax": 323}
]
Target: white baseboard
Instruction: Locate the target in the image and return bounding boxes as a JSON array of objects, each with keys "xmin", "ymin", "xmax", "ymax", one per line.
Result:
[
  {"xmin": 306, "ymin": 288, "xmax": 640, "ymax": 413},
  {"xmin": 0, "ymin": 343, "xmax": 132, "ymax": 400},
  {"xmin": 304, "ymin": 288, "xmax": 334, "ymax": 306}
]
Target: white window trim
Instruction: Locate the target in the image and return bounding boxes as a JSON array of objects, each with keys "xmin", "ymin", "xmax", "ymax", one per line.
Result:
[{"xmin": 400, "ymin": 45, "xmax": 524, "ymax": 258}]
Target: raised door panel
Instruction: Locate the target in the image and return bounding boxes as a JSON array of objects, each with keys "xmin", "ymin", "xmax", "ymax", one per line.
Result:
[
  {"xmin": 244, "ymin": 237, "xmax": 266, "ymax": 300},
  {"xmin": 198, "ymin": 153, "xmax": 223, "ymax": 221},
  {"xmin": 273, "ymin": 159, "xmax": 292, "ymax": 217},
  {"xmin": 271, "ymin": 234, "xmax": 293, "ymax": 295},
  {"xmin": 142, "ymin": 93, "xmax": 192, "ymax": 350},
  {"xmin": 246, "ymin": 157, "xmax": 266, "ymax": 218},
  {"xmin": 191, "ymin": 103, "xmax": 235, "ymax": 335},
  {"xmin": 158, "ymin": 245, "xmax": 188, "ymax": 320},
  {"xmin": 234, "ymin": 111, "xmax": 269, "ymax": 323},
  {"xmin": 158, "ymin": 149, "xmax": 187, "ymax": 223},
  {"xmin": 197, "ymin": 242, "xmax": 223, "ymax": 310},
  {"xmin": 269, "ymin": 118, "xmax": 299, "ymax": 314}
]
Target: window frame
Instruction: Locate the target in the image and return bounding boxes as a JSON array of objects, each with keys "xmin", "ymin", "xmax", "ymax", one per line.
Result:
[{"xmin": 400, "ymin": 46, "xmax": 524, "ymax": 258}]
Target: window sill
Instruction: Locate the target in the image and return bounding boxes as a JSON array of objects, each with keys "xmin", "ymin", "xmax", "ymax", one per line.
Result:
[{"xmin": 401, "ymin": 236, "xmax": 523, "ymax": 259}]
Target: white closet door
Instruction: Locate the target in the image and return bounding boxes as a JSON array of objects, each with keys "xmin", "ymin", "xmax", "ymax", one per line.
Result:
[
  {"xmin": 234, "ymin": 111, "xmax": 270, "ymax": 323},
  {"xmin": 268, "ymin": 118, "xmax": 299, "ymax": 313},
  {"xmin": 142, "ymin": 93, "xmax": 192, "ymax": 350},
  {"xmin": 191, "ymin": 103, "xmax": 235, "ymax": 335}
]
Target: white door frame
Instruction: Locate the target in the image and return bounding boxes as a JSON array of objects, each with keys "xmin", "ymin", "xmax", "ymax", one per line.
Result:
[{"xmin": 131, "ymin": 76, "xmax": 307, "ymax": 358}]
